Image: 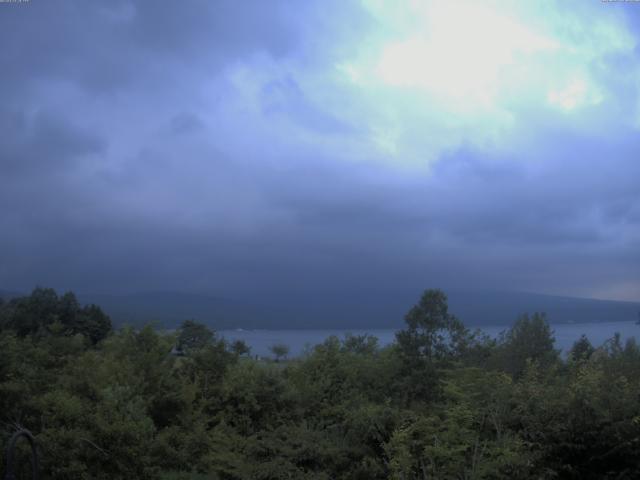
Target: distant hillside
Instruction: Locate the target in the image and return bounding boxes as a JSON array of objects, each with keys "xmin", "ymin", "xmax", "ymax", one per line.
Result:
[
  {"xmin": 2, "ymin": 288, "xmax": 638, "ymax": 329},
  {"xmin": 447, "ymin": 290, "xmax": 640, "ymax": 327},
  {"xmin": 77, "ymin": 292, "xmax": 271, "ymax": 330},
  {"xmin": 80, "ymin": 289, "xmax": 640, "ymax": 329}
]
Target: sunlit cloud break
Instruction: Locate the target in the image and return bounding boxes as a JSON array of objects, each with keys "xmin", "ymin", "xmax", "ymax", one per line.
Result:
[{"xmin": 330, "ymin": 0, "xmax": 637, "ymax": 163}]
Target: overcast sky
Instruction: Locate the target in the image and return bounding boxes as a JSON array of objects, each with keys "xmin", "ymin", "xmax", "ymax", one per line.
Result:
[{"xmin": 1, "ymin": 0, "xmax": 639, "ymax": 302}]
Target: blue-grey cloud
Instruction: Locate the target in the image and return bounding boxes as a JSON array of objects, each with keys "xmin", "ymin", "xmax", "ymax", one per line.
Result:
[{"xmin": 0, "ymin": 0, "xmax": 638, "ymax": 304}]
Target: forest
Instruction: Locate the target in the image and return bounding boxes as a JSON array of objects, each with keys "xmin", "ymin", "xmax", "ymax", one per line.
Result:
[{"xmin": 1, "ymin": 287, "xmax": 639, "ymax": 479}]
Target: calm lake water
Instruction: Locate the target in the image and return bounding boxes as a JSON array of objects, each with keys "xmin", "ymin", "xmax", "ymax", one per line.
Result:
[{"xmin": 220, "ymin": 321, "xmax": 640, "ymax": 358}]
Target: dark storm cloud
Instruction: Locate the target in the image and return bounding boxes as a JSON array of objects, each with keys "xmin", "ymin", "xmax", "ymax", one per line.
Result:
[
  {"xmin": 0, "ymin": 0, "xmax": 638, "ymax": 303},
  {"xmin": 0, "ymin": 0, "xmax": 298, "ymax": 94},
  {"xmin": 0, "ymin": 108, "xmax": 105, "ymax": 175}
]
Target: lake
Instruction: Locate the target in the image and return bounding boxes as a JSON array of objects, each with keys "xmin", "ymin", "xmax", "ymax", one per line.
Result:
[{"xmin": 219, "ymin": 321, "xmax": 640, "ymax": 358}]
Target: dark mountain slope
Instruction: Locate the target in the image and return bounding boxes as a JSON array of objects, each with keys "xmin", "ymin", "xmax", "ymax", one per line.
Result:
[{"xmin": 82, "ymin": 290, "xmax": 640, "ymax": 329}]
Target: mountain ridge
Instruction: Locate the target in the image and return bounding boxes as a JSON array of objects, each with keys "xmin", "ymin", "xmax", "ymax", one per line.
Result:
[{"xmin": 2, "ymin": 288, "xmax": 638, "ymax": 329}]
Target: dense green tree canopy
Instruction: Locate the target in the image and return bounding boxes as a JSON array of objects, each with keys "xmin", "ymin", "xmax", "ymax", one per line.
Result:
[
  {"xmin": 396, "ymin": 289, "xmax": 470, "ymax": 361},
  {"xmin": 0, "ymin": 287, "xmax": 112, "ymax": 344},
  {"xmin": 493, "ymin": 312, "xmax": 558, "ymax": 377},
  {"xmin": 1, "ymin": 287, "xmax": 639, "ymax": 479},
  {"xmin": 269, "ymin": 343, "xmax": 290, "ymax": 362},
  {"xmin": 177, "ymin": 319, "xmax": 214, "ymax": 353}
]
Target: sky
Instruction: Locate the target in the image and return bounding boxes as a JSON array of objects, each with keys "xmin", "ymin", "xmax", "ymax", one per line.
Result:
[{"xmin": 0, "ymin": 0, "xmax": 639, "ymax": 303}]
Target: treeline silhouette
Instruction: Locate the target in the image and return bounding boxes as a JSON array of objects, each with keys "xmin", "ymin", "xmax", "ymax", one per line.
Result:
[{"xmin": 1, "ymin": 287, "xmax": 639, "ymax": 479}]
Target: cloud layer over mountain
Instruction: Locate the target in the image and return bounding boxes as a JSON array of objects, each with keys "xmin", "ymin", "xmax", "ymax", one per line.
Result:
[{"xmin": 1, "ymin": 0, "xmax": 639, "ymax": 303}]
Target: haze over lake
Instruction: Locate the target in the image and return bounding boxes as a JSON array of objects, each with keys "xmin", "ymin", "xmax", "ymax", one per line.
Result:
[{"xmin": 220, "ymin": 321, "xmax": 640, "ymax": 358}]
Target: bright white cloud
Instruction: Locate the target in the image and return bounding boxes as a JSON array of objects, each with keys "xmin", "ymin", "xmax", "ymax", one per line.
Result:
[
  {"xmin": 547, "ymin": 77, "xmax": 603, "ymax": 111},
  {"xmin": 376, "ymin": 2, "xmax": 558, "ymax": 107},
  {"xmin": 325, "ymin": 0, "xmax": 638, "ymax": 165}
]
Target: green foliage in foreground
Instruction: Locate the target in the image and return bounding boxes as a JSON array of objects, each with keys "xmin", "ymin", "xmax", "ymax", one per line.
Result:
[{"xmin": 1, "ymin": 288, "xmax": 640, "ymax": 479}]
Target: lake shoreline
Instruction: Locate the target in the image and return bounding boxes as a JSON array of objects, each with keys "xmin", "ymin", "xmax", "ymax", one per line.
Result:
[{"xmin": 219, "ymin": 320, "xmax": 640, "ymax": 358}]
